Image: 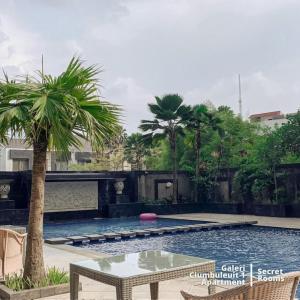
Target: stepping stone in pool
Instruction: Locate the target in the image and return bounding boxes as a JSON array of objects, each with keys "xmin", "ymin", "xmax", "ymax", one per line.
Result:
[
  {"xmin": 187, "ymin": 224, "xmax": 204, "ymax": 231},
  {"xmin": 66, "ymin": 236, "xmax": 89, "ymax": 244},
  {"xmin": 44, "ymin": 237, "xmax": 70, "ymax": 245},
  {"xmin": 172, "ymin": 226, "xmax": 190, "ymax": 232},
  {"xmin": 242, "ymin": 221, "xmax": 258, "ymax": 226},
  {"xmin": 221, "ymin": 221, "xmax": 257, "ymax": 228},
  {"xmin": 84, "ymin": 234, "xmax": 105, "ymax": 242},
  {"xmin": 209, "ymin": 223, "xmax": 224, "ymax": 229},
  {"xmin": 160, "ymin": 227, "xmax": 177, "ymax": 234},
  {"xmin": 218, "ymin": 223, "xmax": 240, "ymax": 229},
  {"xmin": 145, "ymin": 228, "xmax": 164, "ymax": 235},
  {"xmin": 119, "ymin": 231, "xmax": 136, "ymax": 238},
  {"xmin": 104, "ymin": 232, "xmax": 121, "ymax": 240},
  {"xmin": 198, "ymin": 223, "xmax": 219, "ymax": 230},
  {"xmin": 248, "ymin": 221, "xmax": 257, "ymax": 224},
  {"xmin": 135, "ymin": 230, "xmax": 150, "ymax": 237},
  {"xmin": 163, "ymin": 226, "xmax": 182, "ymax": 233},
  {"xmin": 213, "ymin": 222, "xmax": 236, "ymax": 229}
]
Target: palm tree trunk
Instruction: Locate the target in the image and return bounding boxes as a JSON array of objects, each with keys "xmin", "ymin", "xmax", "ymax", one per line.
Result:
[
  {"xmin": 137, "ymin": 154, "xmax": 142, "ymax": 171},
  {"xmin": 171, "ymin": 135, "xmax": 178, "ymax": 204},
  {"xmin": 23, "ymin": 135, "xmax": 48, "ymax": 283},
  {"xmin": 194, "ymin": 129, "xmax": 201, "ymax": 202},
  {"xmin": 273, "ymin": 164, "xmax": 278, "ymax": 203}
]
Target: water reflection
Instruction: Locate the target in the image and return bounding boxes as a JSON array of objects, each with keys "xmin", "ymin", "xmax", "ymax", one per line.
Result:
[
  {"xmin": 96, "ymin": 254, "xmax": 126, "ymax": 271},
  {"xmin": 138, "ymin": 250, "xmax": 196, "ymax": 271},
  {"xmin": 139, "ymin": 250, "xmax": 172, "ymax": 271},
  {"xmin": 77, "ymin": 250, "xmax": 207, "ymax": 277}
]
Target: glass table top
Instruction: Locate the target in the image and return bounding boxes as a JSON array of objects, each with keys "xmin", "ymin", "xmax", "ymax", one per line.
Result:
[{"xmin": 72, "ymin": 250, "xmax": 214, "ymax": 278}]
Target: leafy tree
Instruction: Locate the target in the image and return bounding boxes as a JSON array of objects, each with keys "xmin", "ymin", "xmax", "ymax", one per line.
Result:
[
  {"xmin": 144, "ymin": 139, "xmax": 172, "ymax": 171},
  {"xmin": 215, "ymin": 108, "xmax": 258, "ymax": 168},
  {"xmin": 139, "ymin": 94, "xmax": 189, "ymax": 203},
  {"xmin": 70, "ymin": 126, "xmax": 128, "ymax": 171},
  {"xmin": 280, "ymin": 111, "xmax": 300, "ymax": 156},
  {"xmin": 0, "ymin": 57, "xmax": 120, "ymax": 283},
  {"xmin": 257, "ymin": 130, "xmax": 286, "ymax": 202},
  {"xmin": 183, "ymin": 104, "xmax": 222, "ymax": 201},
  {"xmin": 189, "ymin": 107, "xmax": 257, "ymax": 201},
  {"xmin": 143, "ymin": 104, "xmax": 260, "ymax": 202},
  {"xmin": 95, "ymin": 126, "xmax": 127, "ymax": 171},
  {"xmin": 234, "ymin": 127, "xmax": 287, "ymax": 204},
  {"xmin": 217, "ymin": 105, "xmax": 233, "ymax": 114},
  {"xmin": 124, "ymin": 133, "xmax": 149, "ymax": 170}
]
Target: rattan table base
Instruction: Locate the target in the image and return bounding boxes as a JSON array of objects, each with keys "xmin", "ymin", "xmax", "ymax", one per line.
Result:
[{"xmin": 70, "ymin": 260, "xmax": 215, "ymax": 300}]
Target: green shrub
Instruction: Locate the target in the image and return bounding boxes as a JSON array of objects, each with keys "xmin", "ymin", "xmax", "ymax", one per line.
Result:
[
  {"xmin": 5, "ymin": 267, "xmax": 69, "ymax": 291},
  {"xmin": 47, "ymin": 267, "xmax": 69, "ymax": 286}
]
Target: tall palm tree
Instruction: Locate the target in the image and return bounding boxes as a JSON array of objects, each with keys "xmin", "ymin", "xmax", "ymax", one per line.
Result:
[
  {"xmin": 0, "ymin": 57, "xmax": 120, "ymax": 283},
  {"xmin": 184, "ymin": 104, "xmax": 222, "ymax": 202},
  {"xmin": 139, "ymin": 94, "xmax": 189, "ymax": 203}
]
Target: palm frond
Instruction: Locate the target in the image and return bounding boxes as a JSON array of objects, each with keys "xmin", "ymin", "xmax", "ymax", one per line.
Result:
[
  {"xmin": 0, "ymin": 56, "xmax": 121, "ymax": 153},
  {"xmin": 159, "ymin": 94, "xmax": 183, "ymax": 111}
]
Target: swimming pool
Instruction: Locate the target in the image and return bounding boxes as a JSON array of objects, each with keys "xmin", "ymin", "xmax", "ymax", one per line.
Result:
[
  {"xmin": 43, "ymin": 217, "xmax": 206, "ymax": 238},
  {"xmin": 79, "ymin": 226, "xmax": 300, "ymax": 297}
]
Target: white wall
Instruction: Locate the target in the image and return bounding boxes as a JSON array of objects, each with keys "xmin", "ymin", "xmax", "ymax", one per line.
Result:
[
  {"xmin": 0, "ymin": 148, "xmax": 7, "ymax": 171},
  {"xmin": 260, "ymin": 118, "xmax": 288, "ymax": 129},
  {"xmin": 0, "ymin": 148, "xmax": 12, "ymax": 171}
]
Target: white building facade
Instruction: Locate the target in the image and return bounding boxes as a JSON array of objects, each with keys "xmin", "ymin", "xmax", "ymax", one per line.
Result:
[{"xmin": 249, "ymin": 111, "xmax": 289, "ymax": 129}]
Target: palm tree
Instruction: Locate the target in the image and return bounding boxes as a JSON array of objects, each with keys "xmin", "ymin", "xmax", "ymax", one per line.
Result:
[
  {"xmin": 184, "ymin": 104, "xmax": 222, "ymax": 202},
  {"xmin": 124, "ymin": 133, "xmax": 149, "ymax": 170},
  {"xmin": 0, "ymin": 57, "xmax": 120, "ymax": 283},
  {"xmin": 139, "ymin": 94, "xmax": 189, "ymax": 203}
]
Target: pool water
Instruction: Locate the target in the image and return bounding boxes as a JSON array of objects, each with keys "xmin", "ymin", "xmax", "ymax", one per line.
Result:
[
  {"xmin": 43, "ymin": 217, "xmax": 206, "ymax": 238},
  {"xmin": 80, "ymin": 226, "xmax": 300, "ymax": 297}
]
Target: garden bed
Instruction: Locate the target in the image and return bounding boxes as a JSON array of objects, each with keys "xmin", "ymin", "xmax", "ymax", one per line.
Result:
[
  {"xmin": 0, "ymin": 267, "xmax": 81, "ymax": 300},
  {"xmin": 0, "ymin": 282, "xmax": 80, "ymax": 300}
]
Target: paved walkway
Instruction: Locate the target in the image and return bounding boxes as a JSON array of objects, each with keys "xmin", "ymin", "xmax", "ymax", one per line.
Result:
[{"xmin": 160, "ymin": 213, "xmax": 300, "ymax": 229}]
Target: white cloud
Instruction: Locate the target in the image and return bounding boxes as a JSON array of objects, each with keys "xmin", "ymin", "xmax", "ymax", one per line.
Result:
[
  {"xmin": 0, "ymin": 14, "xmax": 39, "ymax": 75},
  {"xmin": 104, "ymin": 77, "xmax": 153, "ymax": 132},
  {"xmin": 0, "ymin": 0, "xmax": 300, "ymax": 132},
  {"xmin": 65, "ymin": 40, "xmax": 83, "ymax": 56}
]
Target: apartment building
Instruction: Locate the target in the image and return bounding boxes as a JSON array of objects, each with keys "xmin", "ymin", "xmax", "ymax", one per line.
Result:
[
  {"xmin": 249, "ymin": 111, "xmax": 288, "ymax": 129},
  {"xmin": 0, "ymin": 138, "xmax": 131, "ymax": 171}
]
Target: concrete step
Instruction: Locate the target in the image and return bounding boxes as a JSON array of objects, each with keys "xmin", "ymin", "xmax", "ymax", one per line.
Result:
[
  {"xmin": 103, "ymin": 232, "xmax": 121, "ymax": 240},
  {"xmin": 159, "ymin": 227, "xmax": 178, "ymax": 233},
  {"xmin": 83, "ymin": 234, "xmax": 105, "ymax": 241},
  {"xmin": 171, "ymin": 226, "xmax": 191, "ymax": 232},
  {"xmin": 66, "ymin": 236, "xmax": 89, "ymax": 244},
  {"xmin": 135, "ymin": 230, "xmax": 151, "ymax": 237},
  {"xmin": 44, "ymin": 237, "xmax": 71, "ymax": 245},
  {"xmin": 119, "ymin": 231, "xmax": 136, "ymax": 238},
  {"xmin": 187, "ymin": 224, "xmax": 205, "ymax": 231},
  {"xmin": 145, "ymin": 228, "xmax": 165, "ymax": 235}
]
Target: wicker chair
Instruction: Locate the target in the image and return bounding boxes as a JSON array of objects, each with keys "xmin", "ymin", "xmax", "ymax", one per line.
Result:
[
  {"xmin": 0, "ymin": 229, "xmax": 27, "ymax": 279},
  {"xmin": 181, "ymin": 271, "xmax": 300, "ymax": 300}
]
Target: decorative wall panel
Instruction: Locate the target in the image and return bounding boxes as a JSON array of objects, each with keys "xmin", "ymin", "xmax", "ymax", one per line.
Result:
[{"xmin": 45, "ymin": 181, "xmax": 98, "ymax": 212}]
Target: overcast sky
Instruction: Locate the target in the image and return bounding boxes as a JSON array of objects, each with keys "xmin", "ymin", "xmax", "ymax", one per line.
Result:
[{"xmin": 0, "ymin": 0, "xmax": 300, "ymax": 132}]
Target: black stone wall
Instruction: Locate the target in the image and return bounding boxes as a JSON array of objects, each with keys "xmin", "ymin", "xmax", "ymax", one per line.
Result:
[{"xmin": 0, "ymin": 167, "xmax": 299, "ymax": 225}]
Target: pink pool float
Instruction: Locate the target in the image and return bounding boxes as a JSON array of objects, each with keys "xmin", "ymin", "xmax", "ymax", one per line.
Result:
[{"xmin": 139, "ymin": 213, "xmax": 157, "ymax": 221}]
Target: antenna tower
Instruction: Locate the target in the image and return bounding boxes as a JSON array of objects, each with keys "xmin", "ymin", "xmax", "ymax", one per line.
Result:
[{"xmin": 238, "ymin": 74, "xmax": 242, "ymax": 118}]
